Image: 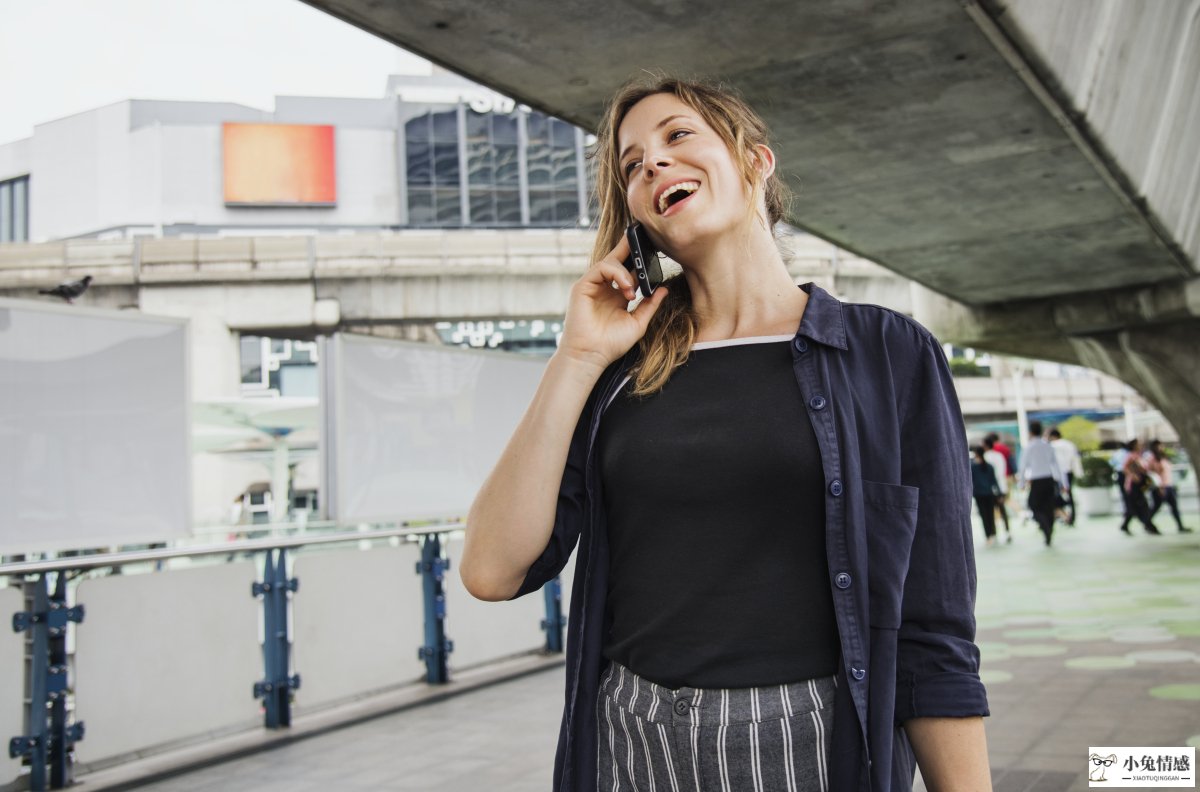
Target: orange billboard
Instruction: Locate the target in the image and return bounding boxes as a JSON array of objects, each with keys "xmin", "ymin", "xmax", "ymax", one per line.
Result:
[{"xmin": 223, "ymin": 123, "xmax": 336, "ymax": 206}]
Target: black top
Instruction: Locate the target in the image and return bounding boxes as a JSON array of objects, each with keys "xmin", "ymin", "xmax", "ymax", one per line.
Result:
[
  {"xmin": 971, "ymin": 459, "xmax": 1000, "ymax": 497},
  {"xmin": 598, "ymin": 336, "xmax": 839, "ymax": 689}
]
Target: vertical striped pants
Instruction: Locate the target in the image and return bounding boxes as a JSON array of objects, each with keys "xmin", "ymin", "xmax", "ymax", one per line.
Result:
[{"xmin": 597, "ymin": 661, "xmax": 837, "ymax": 792}]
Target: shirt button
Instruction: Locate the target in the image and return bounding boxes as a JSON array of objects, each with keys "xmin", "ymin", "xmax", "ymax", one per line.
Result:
[
  {"xmin": 851, "ymin": 667, "xmax": 866, "ymax": 681},
  {"xmin": 793, "ymin": 337, "xmax": 808, "ymax": 354},
  {"xmin": 809, "ymin": 395, "xmax": 827, "ymax": 411},
  {"xmin": 829, "ymin": 480, "xmax": 843, "ymax": 497},
  {"xmin": 673, "ymin": 699, "xmax": 690, "ymax": 716},
  {"xmin": 834, "ymin": 572, "xmax": 852, "ymax": 589}
]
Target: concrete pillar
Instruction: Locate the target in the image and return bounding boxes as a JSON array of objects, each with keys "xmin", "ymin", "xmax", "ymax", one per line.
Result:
[
  {"xmin": 1012, "ymin": 362, "xmax": 1029, "ymax": 452},
  {"xmin": 270, "ymin": 431, "xmax": 292, "ymax": 523}
]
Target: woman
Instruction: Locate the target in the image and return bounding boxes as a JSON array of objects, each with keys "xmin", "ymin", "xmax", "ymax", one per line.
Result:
[
  {"xmin": 1119, "ymin": 439, "xmax": 1160, "ymax": 536},
  {"xmin": 1145, "ymin": 440, "xmax": 1192, "ymax": 533},
  {"xmin": 462, "ymin": 76, "xmax": 991, "ymax": 792},
  {"xmin": 983, "ymin": 436, "xmax": 1013, "ymax": 543},
  {"xmin": 972, "ymin": 445, "xmax": 1002, "ymax": 546}
]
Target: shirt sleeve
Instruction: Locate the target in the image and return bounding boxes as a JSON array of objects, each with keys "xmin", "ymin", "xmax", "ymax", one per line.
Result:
[
  {"xmin": 894, "ymin": 332, "xmax": 990, "ymax": 723},
  {"xmin": 506, "ymin": 364, "xmax": 607, "ymax": 601},
  {"xmin": 1050, "ymin": 451, "xmax": 1066, "ymax": 490}
]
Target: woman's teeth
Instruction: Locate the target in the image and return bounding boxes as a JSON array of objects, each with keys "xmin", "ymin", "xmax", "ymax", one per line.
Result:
[{"xmin": 658, "ymin": 181, "xmax": 700, "ymax": 214}]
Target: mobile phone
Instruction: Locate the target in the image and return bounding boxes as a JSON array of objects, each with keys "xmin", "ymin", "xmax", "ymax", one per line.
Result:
[{"xmin": 622, "ymin": 223, "xmax": 664, "ymax": 300}]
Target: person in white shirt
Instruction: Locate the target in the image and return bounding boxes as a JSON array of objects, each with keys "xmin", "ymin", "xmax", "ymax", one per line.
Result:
[
  {"xmin": 1049, "ymin": 427, "xmax": 1083, "ymax": 526},
  {"xmin": 983, "ymin": 436, "xmax": 1012, "ymax": 542},
  {"xmin": 1019, "ymin": 420, "xmax": 1067, "ymax": 547}
]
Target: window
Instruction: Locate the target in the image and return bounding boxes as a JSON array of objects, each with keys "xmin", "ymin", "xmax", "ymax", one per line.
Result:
[
  {"xmin": 405, "ymin": 110, "xmax": 464, "ymax": 227},
  {"xmin": 527, "ymin": 114, "xmax": 581, "ymax": 226},
  {"xmin": 464, "ymin": 109, "xmax": 524, "ymax": 226},
  {"xmin": 0, "ymin": 176, "xmax": 29, "ymax": 243},
  {"xmin": 239, "ymin": 334, "xmax": 319, "ymax": 397},
  {"xmin": 403, "ymin": 104, "xmax": 589, "ymax": 229}
]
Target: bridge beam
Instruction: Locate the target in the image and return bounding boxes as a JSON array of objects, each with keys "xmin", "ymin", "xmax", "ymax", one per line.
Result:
[{"xmin": 916, "ymin": 278, "xmax": 1200, "ymax": 466}]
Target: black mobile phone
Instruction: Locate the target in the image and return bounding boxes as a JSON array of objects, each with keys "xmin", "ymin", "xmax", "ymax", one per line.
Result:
[{"xmin": 622, "ymin": 223, "xmax": 664, "ymax": 300}]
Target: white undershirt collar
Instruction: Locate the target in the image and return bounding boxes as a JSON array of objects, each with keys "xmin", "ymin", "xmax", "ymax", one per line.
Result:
[{"xmin": 690, "ymin": 333, "xmax": 796, "ymax": 350}]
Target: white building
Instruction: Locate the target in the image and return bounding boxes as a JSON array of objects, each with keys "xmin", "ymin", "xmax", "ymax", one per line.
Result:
[{"xmin": 0, "ymin": 73, "xmax": 592, "ymax": 243}]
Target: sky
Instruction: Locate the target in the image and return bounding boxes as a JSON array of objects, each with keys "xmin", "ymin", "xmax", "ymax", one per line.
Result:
[{"xmin": 0, "ymin": 0, "xmax": 432, "ymax": 145}]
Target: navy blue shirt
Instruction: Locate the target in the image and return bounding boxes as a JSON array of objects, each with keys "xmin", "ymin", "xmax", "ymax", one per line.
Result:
[
  {"xmin": 971, "ymin": 459, "xmax": 1001, "ymax": 498},
  {"xmin": 510, "ymin": 283, "xmax": 989, "ymax": 791}
]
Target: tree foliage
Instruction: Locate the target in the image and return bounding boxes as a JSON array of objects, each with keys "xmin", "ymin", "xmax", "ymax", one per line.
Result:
[{"xmin": 1056, "ymin": 415, "xmax": 1100, "ymax": 452}]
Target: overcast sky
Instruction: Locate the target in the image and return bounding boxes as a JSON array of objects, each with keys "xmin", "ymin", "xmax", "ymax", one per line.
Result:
[{"xmin": 0, "ymin": 0, "xmax": 432, "ymax": 145}]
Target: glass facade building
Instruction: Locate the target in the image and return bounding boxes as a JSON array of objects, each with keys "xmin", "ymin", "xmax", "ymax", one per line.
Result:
[{"xmin": 404, "ymin": 105, "xmax": 590, "ymax": 228}]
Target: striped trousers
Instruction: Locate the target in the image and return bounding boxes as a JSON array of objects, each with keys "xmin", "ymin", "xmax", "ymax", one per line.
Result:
[{"xmin": 597, "ymin": 661, "xmax": 837, "ymax": 792}]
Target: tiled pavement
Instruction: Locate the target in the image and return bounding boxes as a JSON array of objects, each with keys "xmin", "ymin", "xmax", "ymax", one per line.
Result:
[{"xmin": 128, "ymin": 509, "xmax": 1200, "ymax": 791}]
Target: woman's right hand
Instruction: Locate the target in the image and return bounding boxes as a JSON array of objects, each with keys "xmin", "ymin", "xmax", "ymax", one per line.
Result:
[{"xmin": 555, "ymin": 234, "xmax": 670, "ymax": 374}]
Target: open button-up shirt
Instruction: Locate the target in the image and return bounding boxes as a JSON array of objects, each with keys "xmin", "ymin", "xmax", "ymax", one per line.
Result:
[{"xmin": 510, "ymin": 283, "xmax": 989, "ymax": 791}]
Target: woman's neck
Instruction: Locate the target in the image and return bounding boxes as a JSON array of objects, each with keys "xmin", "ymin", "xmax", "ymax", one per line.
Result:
[{"xmin": 679, "ymin": 223, "xmax": 808, "ymax": 342}]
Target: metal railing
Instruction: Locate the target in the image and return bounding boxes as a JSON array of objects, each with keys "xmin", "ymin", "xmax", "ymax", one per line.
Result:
[{"xmin": 0, "ymin": 524, "xmax": 566, "ymax": 791}]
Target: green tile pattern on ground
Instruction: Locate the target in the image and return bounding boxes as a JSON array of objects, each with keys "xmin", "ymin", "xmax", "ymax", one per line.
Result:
[{"xmin": 973, "ymin": 506, "xmax": 1200, "ymax": 791}]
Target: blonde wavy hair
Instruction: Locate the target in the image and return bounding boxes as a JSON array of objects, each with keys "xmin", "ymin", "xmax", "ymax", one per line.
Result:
[{"xmin": 590, "ymin": 75, "xmax": 790, "ymax": 397}]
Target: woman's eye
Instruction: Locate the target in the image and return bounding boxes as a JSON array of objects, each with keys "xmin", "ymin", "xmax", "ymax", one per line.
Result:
[
  {"xmin": 624, "ymin": 160, "xmax": 640, "ymax": 177},
  {"xmin": 668, "ymin": 129, "xmax": 690, "ymax": 141}
]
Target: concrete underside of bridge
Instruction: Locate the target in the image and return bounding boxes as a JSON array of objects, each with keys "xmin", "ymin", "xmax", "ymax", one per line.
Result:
[{"xmin": 301, "ymin": 0, "xmax": 1200, "ymax": 461}]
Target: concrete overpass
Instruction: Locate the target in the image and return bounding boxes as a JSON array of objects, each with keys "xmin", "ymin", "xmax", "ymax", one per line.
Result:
[
  {"xmin": 0, "ymin": 229, "xmax": 910, "ymax": 398},
  {"xmin": 295, "ymin": 0, "xmax": 1200, "ymax": 463},
  {"xmin": 2, "ymin": 230, "xmax": 1152, "ymax": 425}
]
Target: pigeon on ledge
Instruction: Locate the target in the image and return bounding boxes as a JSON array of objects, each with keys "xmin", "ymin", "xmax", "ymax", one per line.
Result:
[{"xmin": 38, "ymin": 275, "xmax": 93, "ymax": 304}]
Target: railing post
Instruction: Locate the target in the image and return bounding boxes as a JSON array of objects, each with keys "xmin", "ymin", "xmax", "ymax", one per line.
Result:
[
  {"xmin": 252, "ymin": 549, "xmax": 300, "ymax": 728},
  {"xmin": 416, "ymin": 534, "xmax": 453, "ymax": 683},
  {"xmin": 541, "ymin": 577, "xmax": 565, "ymax": 653},
  {"xmin": 10, "ymin": 573, "xmax": 85, "ymax": 791}
]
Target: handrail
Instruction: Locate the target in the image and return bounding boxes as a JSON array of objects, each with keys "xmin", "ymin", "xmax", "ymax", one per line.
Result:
[{"xmin": 0, "ymin": 522, "xmax": 465, "ymax": 577}]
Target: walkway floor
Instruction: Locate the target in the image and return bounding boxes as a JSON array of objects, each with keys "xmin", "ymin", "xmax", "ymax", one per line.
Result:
[{"xmin": 129, "ymin": 510, "xmax": 1200, "ymax": 792}]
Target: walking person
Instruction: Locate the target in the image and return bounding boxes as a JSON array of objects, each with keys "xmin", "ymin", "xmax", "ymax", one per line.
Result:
[
  {"xmin": 1018, "ymin": 421, "xmax": 1066, "ymax": 547},
  {"xmin": 1110, "ymin": 441, "xmax": 1134, "ymax": 532},
  {"xmin": 1049, "ymin": 427, "xmax": 1082, "ymax": 526},
  {"xmin": 461, "ymin": 76, "xmax": 991, "ymax": 792},
  {"xmin": 972, "ymin": 446, "xmax": 1002, "ymax": 546},
  {"xmin": 983, "ymin": 435, "xmax": 1013, "ymax": 542},
  {"xmin": 1118, "ymin": 439, "xmax": 1161, "ymax": 536},
  {"xmin": 984, "ymin": 432, "xmax": 1013, "ymax": 480},
  {"xmin": 1145, "ymin": 440, "xmax": 1193, "ymax": 533}
]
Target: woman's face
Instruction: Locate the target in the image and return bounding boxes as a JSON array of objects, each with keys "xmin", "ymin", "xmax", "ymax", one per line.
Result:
[{"xmin": 616, "ymin": 92, "xmax": 765, "ymax": 258}]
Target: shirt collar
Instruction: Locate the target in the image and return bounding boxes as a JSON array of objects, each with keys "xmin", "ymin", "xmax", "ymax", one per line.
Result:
[{"xmin": 797, "ymin": 282, "xmax": 849, "ymax": 350}]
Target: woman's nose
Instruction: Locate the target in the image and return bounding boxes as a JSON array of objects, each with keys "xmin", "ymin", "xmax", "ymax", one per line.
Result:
[{"xmin": 642, "ymin": 153, "xmax": 672, "ymax": 179}]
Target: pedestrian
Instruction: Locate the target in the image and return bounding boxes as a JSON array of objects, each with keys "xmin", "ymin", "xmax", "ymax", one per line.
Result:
[
  {"xmin": 1119, "ymin": 439, "xmax": 1161, "ymax": 536},
  {"xmin": 1018, "ymin": 420, "xmax": 1066, "ymax": 547},
  {"xmin": 1049, "ymin": 427, "xmax": 1082, "ymax": 525},
  {"xmin": 462, "ymin": 75, "xmax": 990, "ymax": 792},
  {"xmin": 1145, "ymin": 440, "xmax": 1193, "ymax": 533},
  {"xmin": 985, "ymin": 431, "xmax": 1014, "ymax": 479},
  {"xmin": 971, "ymin": 445, "xmax": 1002, "ymax": 546},
  {"xmin": 983, "ymin": 435, "xmax": 1013, "ymax": 542},
  {"xmin": 1110, "ymin": 441, "xmax": 1134, "ymax": 530}
]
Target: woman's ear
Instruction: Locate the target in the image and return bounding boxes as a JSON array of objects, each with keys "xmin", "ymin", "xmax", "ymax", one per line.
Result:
[{"xmin": 751, "ymin": 144, "xmax": 776, "ymax": 179}]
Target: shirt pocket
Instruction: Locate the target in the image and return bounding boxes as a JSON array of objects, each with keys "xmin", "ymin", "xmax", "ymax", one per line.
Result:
[{"xmin": 862, "ymin": 479, "xmax": 919, "ymax": 629}]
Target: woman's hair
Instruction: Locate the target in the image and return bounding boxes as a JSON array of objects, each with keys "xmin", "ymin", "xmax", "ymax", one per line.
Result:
[{"xmin": 589, "ymin": 74, "xmax": 791, "ymax": 397}]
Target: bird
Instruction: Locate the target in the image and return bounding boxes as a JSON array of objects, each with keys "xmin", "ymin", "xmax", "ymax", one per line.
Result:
[{"xmin": 38, "ymin": 275, "xmax": 92, "ymax": 304}]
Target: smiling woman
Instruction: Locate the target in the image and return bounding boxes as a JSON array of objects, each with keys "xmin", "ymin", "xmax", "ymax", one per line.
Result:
[
  {"xmin": 461, "ymin": 75, "xmax": 992, "ymax": 792},
  {"xmin": 592, "ymin": 79, "xmax": 796, "ymax": 397}
]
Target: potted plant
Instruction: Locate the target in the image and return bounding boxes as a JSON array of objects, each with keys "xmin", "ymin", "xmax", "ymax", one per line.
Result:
[{"xmin": 1076, "ymin": 452, "xmax": 1115, "ymax": 517}]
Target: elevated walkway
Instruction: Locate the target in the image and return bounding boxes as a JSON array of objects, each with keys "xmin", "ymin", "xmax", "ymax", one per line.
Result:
[{"xmin": 0, "ymin": 229, "xmax": 906, "ymax": 330}]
